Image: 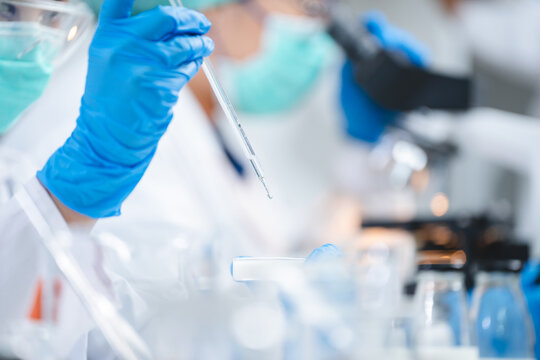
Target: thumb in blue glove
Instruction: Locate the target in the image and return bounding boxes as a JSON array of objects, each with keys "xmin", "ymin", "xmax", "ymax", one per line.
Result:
[
  {"xmin": 37, "ymin": 0, "xmax": 214, "ymax": 218},
  {"xmin": 341, "ymin": 11, "xmax": 429, "ymax": 144}
]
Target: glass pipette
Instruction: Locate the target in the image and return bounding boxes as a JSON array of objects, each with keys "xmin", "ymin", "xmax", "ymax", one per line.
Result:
[{"xmin": 169, "ymin": 0, "xmax": 272, "ymax": 199}]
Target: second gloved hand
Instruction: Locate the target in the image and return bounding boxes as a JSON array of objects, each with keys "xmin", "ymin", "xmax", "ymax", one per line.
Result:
[
  {"xmin": 341, "ymin": 11, "xmax": 428, "ymax": 143},
  {"xmin": 38, "ymin": 0, "xmax": 214, "ymax": 218}
]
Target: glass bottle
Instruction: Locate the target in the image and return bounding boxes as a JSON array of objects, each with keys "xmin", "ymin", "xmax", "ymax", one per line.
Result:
[
  {"xmin": 471, "ymin": 271, "xmax": 535, "ymax": 359},
  {"xmin": 413, "ymin": 265, "xmax": 478, "ymax": 360}
]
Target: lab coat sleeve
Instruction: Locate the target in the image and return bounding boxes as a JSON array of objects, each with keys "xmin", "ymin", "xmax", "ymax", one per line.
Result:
[{"xmin": 0, "ymin": 176, "xmax": 68, "ymax": 327}]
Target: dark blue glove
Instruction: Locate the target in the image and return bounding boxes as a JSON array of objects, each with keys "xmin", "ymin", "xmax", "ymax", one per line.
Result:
[
  {"xmin": 341, "ymin": 11, "xmax": 429, "ymax": 144},
  {"xmin": 37, "ymin": 0, "xmax": 214, "ymax": 218}
]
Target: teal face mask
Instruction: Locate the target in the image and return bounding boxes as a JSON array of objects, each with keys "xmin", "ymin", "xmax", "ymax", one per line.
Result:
[
  {"xmin": 219, "ymin": 14, "xmax": 338, "ymax": 114},
  {"xmin": 0, "ymin": 22, "xmax": 62, "ymax": 134}
]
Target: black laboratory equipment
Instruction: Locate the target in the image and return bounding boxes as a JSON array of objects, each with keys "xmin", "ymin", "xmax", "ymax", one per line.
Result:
[
  {"xmin": 362, "ymin": 215, "xmax": 528, "ymax": 291},
  {"xmin": 472, "ymin": 240, "xmax": 530, "ymax": 274},
  {"xmin": 327, "ymin": 18, "xmax": 472, "ymax": 112},
  {"xmin": 324, "ymin": 10, "xmax": 468, "ymax": 203}
]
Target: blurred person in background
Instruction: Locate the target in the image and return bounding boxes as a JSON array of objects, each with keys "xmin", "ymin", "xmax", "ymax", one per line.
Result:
[{"xmin": 185, "ymin": 0, "xmax": 429, "ymax": 252}]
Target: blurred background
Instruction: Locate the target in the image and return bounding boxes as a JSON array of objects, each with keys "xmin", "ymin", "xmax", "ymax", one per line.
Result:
[{"xmin": 5, "ymin": 0, "xmax": 540, "ymax": 358}]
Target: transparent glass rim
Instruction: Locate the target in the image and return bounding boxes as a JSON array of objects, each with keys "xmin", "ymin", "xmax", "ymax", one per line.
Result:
[
  {"xmin": 0, "ymin": 0, "xmax": 95, "ymax": 36},
  {"xmin": 0, "ymin": 0, "xmax": 95, "ymax": 65}
]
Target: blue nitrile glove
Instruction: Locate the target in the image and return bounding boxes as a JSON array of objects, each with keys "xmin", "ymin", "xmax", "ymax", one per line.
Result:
[
  {"xmin": 37, "ymin": 0, "xmax": 214, "ymax": 218},
  {"xmin": 521, "ymin": 261, "xmax": 540, "ymax": 359},
  {"xmin": 341, "ymin": 11, "xmax": 429, "ymax": 144}
]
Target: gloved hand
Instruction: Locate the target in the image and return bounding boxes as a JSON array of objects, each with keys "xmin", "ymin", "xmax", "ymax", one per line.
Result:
[
  {"xmin": 521, "ymin": 261, "xmax": 540, "ymax": 359},
  {"xmin": 341, "ymin": 11, "xmax": 429, "ymax": 144},
  {"xmin": 37, "ymin": 0, "xmax": 214, "ymax": 218}
]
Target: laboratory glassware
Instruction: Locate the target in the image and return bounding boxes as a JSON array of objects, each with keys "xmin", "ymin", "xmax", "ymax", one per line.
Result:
[
  {"xmin": 471, "ymin": 271, "xmax": 535, "ymax": 359},
  {"xmin": 412, "ymin": 264, "xmax": 478, "ymax": 360},
  {"xmin": 168, "ymin": 0, "xmax": 272, "ymax": 199}
]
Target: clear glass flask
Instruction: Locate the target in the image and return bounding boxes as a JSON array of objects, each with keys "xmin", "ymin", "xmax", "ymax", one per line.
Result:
[{"xmin": 412, "ymin": 265, "xmax": 478, "ymax": 360}]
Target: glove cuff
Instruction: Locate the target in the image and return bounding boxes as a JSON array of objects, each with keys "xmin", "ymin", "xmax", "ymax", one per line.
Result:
[{"xmin": 37, "ymin": 130, "xmax": 156, "ymax": 218}]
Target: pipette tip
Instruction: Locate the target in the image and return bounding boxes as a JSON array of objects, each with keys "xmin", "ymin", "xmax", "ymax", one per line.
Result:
[{"xmin": 260, "ymin": 177, "xmax": 273, "ymax": 200}]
